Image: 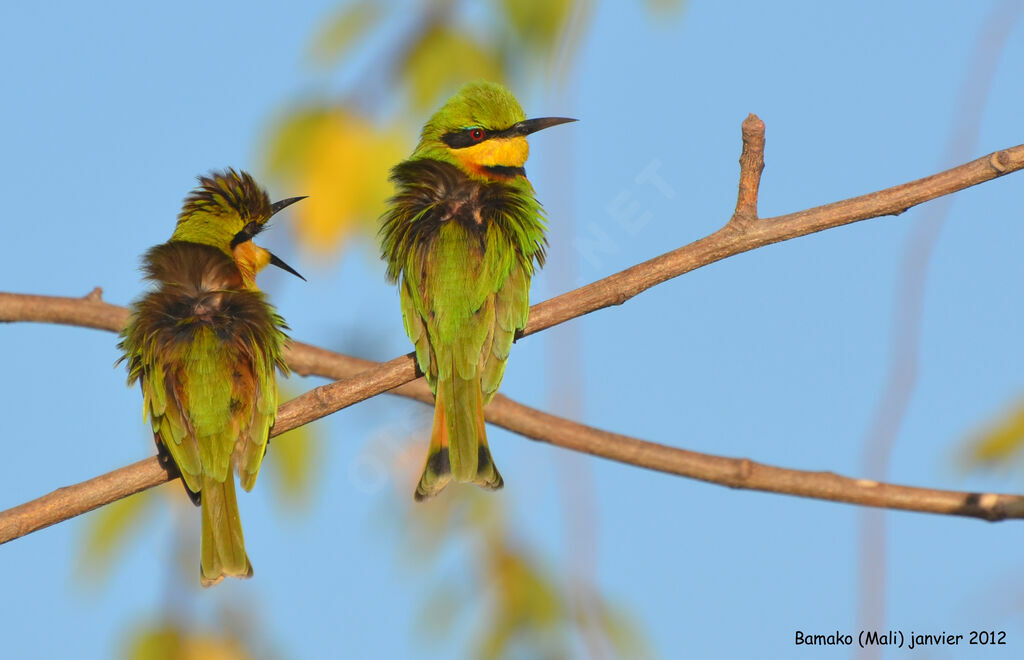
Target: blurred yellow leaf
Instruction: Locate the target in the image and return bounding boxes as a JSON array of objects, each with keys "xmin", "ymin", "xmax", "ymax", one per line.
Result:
[
  {"xmin": 589, "ymin": 595, "xmax": 652, "ymax": 660},
  {"xmin": 474, "ymin": 544, "xmax": 568, "ymax": 658},
  {"xmin": 491, "ymin": 547, "xmax": 563, "ymax": 625},
  {"xmin": 307, "ymin": 0, "xmax": 381, "ymax": 68},
  {"xmin": 78, "ymin": 489, "xmax": 153, "ymax": 579},
  {"xmin": 400, "ymin": 27, "xmax": 504, "ymax": 110},
  {"xmin": 498, "ymin": 0, "xmax": 573, "ymax": 54},
  {"xmin": 265, "ymin": 108, "xmax": 334, "ymax": 179},
  {"xmin": 266, "ymin": 107, "xmax": 405, "ymax": 255},
  {"xmin": 965, "ymin": 397, "xmax": 1024, "ymax": 465},
  {"xmin": 125, "ymin": 625, "xmax": 251, "ymax": 660}
]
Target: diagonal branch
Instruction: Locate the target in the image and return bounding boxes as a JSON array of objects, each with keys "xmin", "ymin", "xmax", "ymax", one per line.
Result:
[{"xmin": 3, "ymin": 118, "xmax": 1024, "ymax": 545}]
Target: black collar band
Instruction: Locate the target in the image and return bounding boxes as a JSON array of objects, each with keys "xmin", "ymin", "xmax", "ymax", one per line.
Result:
[{"xmin": 484, "ymin": 164, "xmax": 525, "ymax": 178}]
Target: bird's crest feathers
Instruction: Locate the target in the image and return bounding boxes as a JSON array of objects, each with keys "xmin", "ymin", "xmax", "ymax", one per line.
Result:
[
  {"xmin": 173, "ymin": 169, "xmax": 273, "ymax": 248},
  {"xmin": 170, "ymin": 169, "xmax": 306, "ymax": 286}
]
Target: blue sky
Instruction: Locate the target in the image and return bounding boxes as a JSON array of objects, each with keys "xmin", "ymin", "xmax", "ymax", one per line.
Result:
[{"xmin": 3, "ymin": 1, "xmax": 1024, "ymax": 658}]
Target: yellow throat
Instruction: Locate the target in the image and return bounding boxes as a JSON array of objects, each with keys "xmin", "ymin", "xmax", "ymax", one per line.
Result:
[{"xmin": 453, "ymin": 136, "xmax": 529, "ymax": 177}]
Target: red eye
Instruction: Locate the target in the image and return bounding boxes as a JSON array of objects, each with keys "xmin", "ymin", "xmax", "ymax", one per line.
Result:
[{"xmin": 470, "ymin": 128, "xmax": 484, "ymax": 141}]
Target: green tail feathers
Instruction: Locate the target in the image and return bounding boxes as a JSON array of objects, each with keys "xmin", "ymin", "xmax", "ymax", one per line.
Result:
[
  {"xmin": 415, "ymin": 374, "xmax": 503, "ymax": 501},
  {"xmin": 200, "ymin": 474, "xmax": 253, "ymax": 587}
]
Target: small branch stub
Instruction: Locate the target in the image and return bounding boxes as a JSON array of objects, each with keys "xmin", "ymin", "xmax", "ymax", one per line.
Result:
[{"xmin": 732, "ymin": 113, "xmax": 766, "ymax": 225}]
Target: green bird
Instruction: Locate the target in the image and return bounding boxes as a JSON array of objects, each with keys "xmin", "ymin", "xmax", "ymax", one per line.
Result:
[
  {"xmin": 119, "ymin": 169, "xmax": 305, "ymax": 586},
  {"xmin": 380, "ymin": 81, "xmax": 575, "ymax": 500}
]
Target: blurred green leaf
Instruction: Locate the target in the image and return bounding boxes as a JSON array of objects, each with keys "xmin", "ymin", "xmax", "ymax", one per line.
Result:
[
  {"xmin": 266, "ymin": 385, "xmax": 320, "ymax": 509},
  {"xmin": 498, "ymin": 0, "xmax": 573, "ymax": 54},
  {"xmin": 964, "ymin": 397, "xmax": 1024, "ymax": 466},
  {"xmin": 474, "ymin": 543, "xmax": 569, "ymax": 659},
  {"xmin": 400, "ymin": 26, "xmax": 504, "ymax": 110},
  {"xmin": 644, "ymin": 0, "xmax": 686, "ymax": 15},
  {"xmin": 78, "ymin": 490, "xmax": 153, "ymax": 579},
  {"xmin": 307, "ymin": 0, "xmax": 382, "ymax": 68},
  {"xmin": 491, "ymin": 548, "xmax": 563, "ymax": 625}
]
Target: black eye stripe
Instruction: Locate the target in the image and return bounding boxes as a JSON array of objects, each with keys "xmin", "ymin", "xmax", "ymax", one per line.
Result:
[
  {"xmin": 442, "ymin": 128, "xmax": 484, "ymax": 149},
  {"xmin": 230, "ymin": 221, "xmax": 261, "ymax": 248},
  {"xmin": 441, "ymin": 124, "xmax": 525, "ymax": 150}
]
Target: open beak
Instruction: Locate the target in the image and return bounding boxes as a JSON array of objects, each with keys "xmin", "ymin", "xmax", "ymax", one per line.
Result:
[
  {"xmin": 512, "ymin": 117, "xmax": 577, "ymax": 136},
  {"xmin": 271, "ymin": 195, "xmax": 307, "ymax": 216},
  {"xmin": 268, "ymin": 195, "xmax": 307, "ymax": 280},
  {"xmin": 268, "ymin": 252, "xmax": 306, "ymax": 281}
]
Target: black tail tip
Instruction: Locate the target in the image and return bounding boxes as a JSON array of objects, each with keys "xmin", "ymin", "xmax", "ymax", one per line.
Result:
[{"xmin": 414, "ymin": 448, "xmax": 451, "ymax": 501}]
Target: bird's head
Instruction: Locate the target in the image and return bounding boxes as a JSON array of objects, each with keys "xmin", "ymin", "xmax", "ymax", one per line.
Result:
[
  {"xmin": 414, "ymin": 81, "xmax": 575, "ymax": 181},
  {"xmin": 172, "ymin": 169, "xmax": 305, "ymax": 286}
]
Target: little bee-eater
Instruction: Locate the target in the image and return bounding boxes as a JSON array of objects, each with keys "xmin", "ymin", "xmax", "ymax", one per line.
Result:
[
  {"xmin": 119, "ymin": 169, "xmax": 305, "ymax": 586},
  {"xmin": 380, "ymin": 81, "xmax": 575, "ymax": 500}
]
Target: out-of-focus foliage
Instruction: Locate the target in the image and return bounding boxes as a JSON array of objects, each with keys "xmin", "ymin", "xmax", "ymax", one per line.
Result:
[
  {"xmin": 395, "ymin": 464, "xmax": 648, "ymax": 660},
  {"xmin": 400, "ymin": 27, "xmax": 504, "ymax": 110},
  {"xmin": 577, "ymin": 588, "xmax": 651, "ymax": 660},
  {"xmin": 125, "ymin": 624, "xmax": 255, "ymax": 660},
  {"xmin": 962, "ymin": 398, "xmax": 1024, "ymax": 468},
  {"xmin": 499, "ymin": 0, "xmax": 574, "ymax": 56},
  {"xmin": 476, "ymin": 541, "xmax": 567, "ymax": 659},
  {"xmin": 78, "ymin": 489, "xmax": 154, "ymax": 581},
  {"xmin": 307, "ymin": 0, "xmax": 381, "ymax": 69},
  {"xmin": 81, "ymin": 396, "xmax": 320, "ymax": 655},
  {"xmin": 265, "ymin": 0, "xmax": 676, "ymax": 260},
  {"xmin": 265, "ymin": 384, "xmax": 322, "ymax": 509},
  {"xmin": 643, "ymin": 0, "xmax": 686, "ymax": 17},
  {"xmin": 266, "ymin": 109, "xmax": 404, "ymax": 257}
]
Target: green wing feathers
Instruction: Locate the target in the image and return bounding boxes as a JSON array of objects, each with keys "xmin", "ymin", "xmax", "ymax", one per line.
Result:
[
  {"xmin": 119, "ymin": 242, "xmax": 287, "ymax": 585},
  {"xmin": 381, "ymin": 159, "xmax": 544, "ymax": 500},
  {"xmin": 400, "ymin": 221, "xmax": 532, "ymax": 499},
  {"xmin": 239, "ymin": 345, "xmax": 278, "ymax": 491},
  {"xmin": 483, "ymin": 263, "xmax": 529, "ymax": 401}
]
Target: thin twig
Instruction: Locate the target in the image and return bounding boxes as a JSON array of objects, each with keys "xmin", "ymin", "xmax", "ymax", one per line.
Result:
[{"xmin": 3, "ymin": 122, "xmax": 1024, "ymax": 545}]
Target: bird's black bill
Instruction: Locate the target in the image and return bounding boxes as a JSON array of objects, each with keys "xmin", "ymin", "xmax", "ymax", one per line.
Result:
[
  {"xmin": 271, "ymin": 196, "xmax": 307, "ymax": 216},
  {"xmin": 513, "ymin": 117, "xmax": 577, "ymax": 136},
  {"xmin": 269, "ymin": 252, "xmax": 306, "ymax": 281}
]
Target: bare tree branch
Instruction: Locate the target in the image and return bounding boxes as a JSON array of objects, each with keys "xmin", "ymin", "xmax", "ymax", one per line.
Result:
[{"xmin": 3, "ymin": 118, "xmax": 1024, "ymax": 545}]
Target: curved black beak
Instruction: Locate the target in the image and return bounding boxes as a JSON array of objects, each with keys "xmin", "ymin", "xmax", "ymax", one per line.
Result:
[
  {"xmin": 271, "ymin": 195, "xmax": 307, "ymax": 216},
  {"xmin": 512, "ymin": 117, "xmax": 577, "ymax": 136},
  {"xmin": 268, "ymin": 252, "xmax": 306, "ymax": 281}
]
